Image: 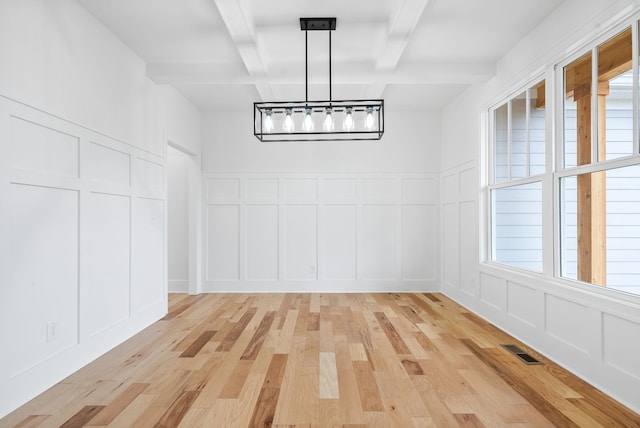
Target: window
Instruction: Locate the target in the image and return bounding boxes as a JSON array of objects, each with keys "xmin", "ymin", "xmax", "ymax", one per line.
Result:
[
  {"xmin": 486, "ymin": 22, "xmax": 640, "ymax": 298},
  {"xmin": 489, "ymin": 81, "xmax": 546, "ymax": 271},
  {"xmin": 560, "ymin": 26, "xmax": 640, "ymax": 295}
]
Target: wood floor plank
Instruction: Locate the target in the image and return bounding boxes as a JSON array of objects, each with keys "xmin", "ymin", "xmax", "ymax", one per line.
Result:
[
  {"xmin": 154, "ymin": 390, "xmax": 199, "ymax": 428},
  {"xmin": 248, "ymin": 387, "xmax": 280, "ymax": 427},
  {"xmin": 319, "ymin": 399, "xmax": 342, "ymax": 428},
  {"xmin": 11, "ymin": 415, "xmax": 50, "ymax": 428},
  {"xmin": 307, "ymin": 312, "xmax": 320, "ymax": 331},
  {"xmin": 106, "ymin": 393, "xmax": 157, "ymax": 427},
  {"xmin": 180, "ymin": 330, "xmax": 216, "ymax": 358},
  {"xmin": 60, "ymin": 405, "xmax": 105, "ymax": 428},
  {"xmin": 352, "ymin": 361, "xmax": 384, "ymax": 412},
  {"xmin": 567, "ymin": 397, "xmax": 638, "ymax": 427},
  {"xmin": 424, "ymin": 293, "xmax": 442, "ymax": 302},
  {"xmin": 161, "ymin": 295, "xmax": 206, "ymax": 321},
  {"xmin": 455, "ymin": 413, "xmax": 486, "ymax": 427},
  {"xmin": 333, "ymin": 342, "xmax": 366, "ymax": 425},
  {"xmin": 86, "ymin": 383, "xmax": 149, "ymax": 425},
  {"xmin": 319, "ymin": 352, "xmax": 340, "ymax": 399},
  {"xmin": 218, "ymin": 359, "xmax": 255, "ymax": 399},
  {"xmin": 216, "ymin": 307, "xmax": 257, "ymax": 352},
  {"xmin": 373, "ymin": 311, "xmax": 412, "ymax": 354},
  {"xmin": 240, "ymin": 311, "xmax": 276, "ymax": 360},
  {"xmin": 2, "ymin": 293, "xmax": 638, "ymax": 427},
  {"xmin": 263, "ymin": 354, "xmax": 288, "ymax": 389},
  {"xmin": 401, "ymin": 358, "xmax": 425, "ymax": 376}
]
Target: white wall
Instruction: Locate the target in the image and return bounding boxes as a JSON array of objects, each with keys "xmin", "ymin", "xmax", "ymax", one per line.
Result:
[
  {"xmin": 440, "ymin": 0, "xmax": 640, "ymax": 413},
  {"xmin": 0, "ymin": 0, "xmax": 198, "ymax": 418},
  {"xmin": 159, "ymin": 85, "xmax": 202, "ymax": 156},
  {"xmin": 203, "ymin": 109, "xmax": 440, "ymax": 173},
  {"xmin": 0, "ymin": 0, "xmax": 160, "ymax": 155},
  {"xmin": 202, "ymin": 108, "xmax": 441, "ymax": 292}
]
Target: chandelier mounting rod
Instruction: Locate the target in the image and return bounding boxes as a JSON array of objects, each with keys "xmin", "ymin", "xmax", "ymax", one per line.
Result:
[{"xmin": 300, "ymin": 17, "xmax": 336, "ymax": 103}]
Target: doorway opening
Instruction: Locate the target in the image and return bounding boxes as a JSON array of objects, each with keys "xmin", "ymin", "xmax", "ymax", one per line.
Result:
[{"xmin": 167, "ymin": 143, "xmax": 201, "ymax": 294}]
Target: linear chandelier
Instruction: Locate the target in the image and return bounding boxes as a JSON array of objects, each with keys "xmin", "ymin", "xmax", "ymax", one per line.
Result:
[{"xmin": 253, "ymin": 17, "xmax": 384, "ymax": 142}]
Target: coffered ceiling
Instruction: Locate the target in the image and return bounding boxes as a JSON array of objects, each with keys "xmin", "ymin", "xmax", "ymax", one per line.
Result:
[{"xmin": 77, "ymin": 0, "xmax": 565, "ymax": 111}]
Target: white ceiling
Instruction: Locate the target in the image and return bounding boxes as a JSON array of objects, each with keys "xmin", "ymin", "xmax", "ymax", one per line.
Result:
[{"xmin": 77, "ymin": 0, "xmax": 565, "ymax": 112}]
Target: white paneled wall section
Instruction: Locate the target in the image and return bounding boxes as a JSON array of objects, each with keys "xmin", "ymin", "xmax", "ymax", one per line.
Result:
[
  {"xmin": 0, "ymin": 96, "xmax": 166, "ymax": 416},
  {"xmin": 204, "ymin": 174, "xmax": 439, "ymax": 292},
  {"xmin": 441, "ymin": 161, "xmax": 479, "ymax": 296},
  {"xmin": 441, "ymin": 162, "xmax": 640, "ymax": 412}
]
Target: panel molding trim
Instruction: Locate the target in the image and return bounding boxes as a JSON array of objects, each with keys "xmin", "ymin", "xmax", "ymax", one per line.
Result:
[{"xmin": 203, "ymin": 173, "xmax": 439, "ymax": 292}]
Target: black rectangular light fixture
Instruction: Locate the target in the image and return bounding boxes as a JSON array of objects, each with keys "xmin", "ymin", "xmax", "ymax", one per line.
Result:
[{"xmin": 253, "ymin": 17, "xmax": 384, "ymax": 142}]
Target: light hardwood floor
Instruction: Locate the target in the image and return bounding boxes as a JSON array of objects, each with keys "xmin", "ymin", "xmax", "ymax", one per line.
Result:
[{"xmin": 2, "ymin": 293, "xmax": 639, "ymax": 427}]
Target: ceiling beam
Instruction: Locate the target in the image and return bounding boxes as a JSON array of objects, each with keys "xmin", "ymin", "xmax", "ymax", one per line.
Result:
[
  {"xmin": 366, "ymin": 0, "xmax": 430, "ymax": 97},
  {"xmin": 208, "ymin": 0, "xmax": 272, "ymax": 98},
  {"xmin": 377, "ymin": 0, "xmax": 430, "ymax": 70},
  {"xmin": 146, "ymin": 61, "xmax": 495, "ymax": 86}
]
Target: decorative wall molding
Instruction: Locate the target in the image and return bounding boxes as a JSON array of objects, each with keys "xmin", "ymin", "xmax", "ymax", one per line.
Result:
[
  {"xmin": 203, "ymin": 173, "xmax": 439, "ymax": 292},
  {"xmin": 0, "ymin": 96, "xmax": 166, "ymax": 417}
]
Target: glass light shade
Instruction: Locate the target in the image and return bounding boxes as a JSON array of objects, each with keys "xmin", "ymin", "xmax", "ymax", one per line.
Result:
[
  {"xmin": 365, "ymin": 106, "xmax": 375, "ymax": 131},
  {"xmin": 323, "ymin": 107, "xmax": 334, "ymax": 131},
  {"xmin": 303, "ymin": 107, "xmax": 314, "ymax": 132},
  {"xmin": 343, "ymin": 107, "xmax": 354, "ymax": 131},
  {"xmin": 283, "ymin": 108, "xmax": 294, "ymax": 133},
  {"xmin": 264, "ymin": 109, "xmax": 274, "ymax": 133}
]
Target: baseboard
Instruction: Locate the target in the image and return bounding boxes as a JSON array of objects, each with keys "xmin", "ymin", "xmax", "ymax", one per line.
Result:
[{"xmin": 200, "ymin": 279, "xmax": 439, "ymax": 293}]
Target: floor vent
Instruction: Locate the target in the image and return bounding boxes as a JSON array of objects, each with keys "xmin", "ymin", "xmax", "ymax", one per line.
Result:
[{"xmin": 501, "ymin": 344, "xmax": 543, "ymax": 365}]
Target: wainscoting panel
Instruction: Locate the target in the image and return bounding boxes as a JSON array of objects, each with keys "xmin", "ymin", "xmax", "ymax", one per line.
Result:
[
  {"xmin": 285, "ymin": 205, "xmax": 317, "ymax": 280},
  {"xmin": 131, "ymin": 197, "xmax": 165, "ymax": 312},
  {"xmin": 10, "ymin": 115, "xmax": 79, "ymax": 178},
  {"xmin": 459, "ymin": 200, "xmax": 478, "ymax": 296},
  {"xmin": 323, "ymin": 204, "xmax": 357, "ymax": 280},
  {"xmin": 603, "ymin": 314, "xmax": 640, "ymax": 379},
  {"xmin": 323, "ymin": 178, "xmax": 357, "ymax": 201},
  {"xmin": 82, "ymin": 192, "xmax": 131, "ymax": 337},
  {"xmin": 401, "ymin": 204, "xmax": 435, "ymax": 280},
  {"xmin": 135, "ymin": 157, "xmax": 164, "ymax": 194},
  {"xmin": 5, "ymin": 184, "xmax": 79, "ymax": 378},
  {"xmin": 204, "ymin": 173, "xmax": 438, "ymax": 292},
  {"xmin": 87, "ymin": 142, "xmax": 130, "ymax": 186},
  {"xmin": 0, "ymin": 96, "xmax": 166, "ymax": 418},
  {"xmin": 246, "ymin": 204, "xmax": 279, "ymax": 280},
  {"xmin": 360, "ymin": 204, "xmax": 396, "ymax": 280},
  {"xmin": 206, "ymin": 204, "xmax": 240, "ymax": 281},
  {"xmin": 402, "ymin": 177, "xmax": 435, "ymax": 203},
  {"xmin": 506, "ymin": 281, "xmax": 539, "ymax": 328},
  {"xmin": 478, "ymin": 272, "xmax": 507, "ymax": 311},
  {"xmin": 247, "ymin": 178, "xmax": 279, "ymax": 201},
  {"xmin": 285, "ymin": 178, "xmax": 317, "ymax": 201},
  {"xmin": 207, "ymin": 178, "xmax": 240, "ymax": 201},
  {"xmin": 442, "ymin": 202, "xmax": 459, "ymax": 288},
  {"xmin": 361, "ymin": 178, "xmax": 397, "ymax": 202},
  {"xmin": 545, "ymin": 294, "xmax": 593, "ymax": 355}
]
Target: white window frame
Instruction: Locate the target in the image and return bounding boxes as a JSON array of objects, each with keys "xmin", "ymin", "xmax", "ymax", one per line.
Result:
[
  {"xmin": 554, "ymin": 20, "xmax": 640, "ymax": 284},
  {"xmin": 487, "ymin": 75, "xmax": 547, "ymax": 273},
  {"xmin": 481, "ymin": 10, "xmax": 640, "ymax": 304}
]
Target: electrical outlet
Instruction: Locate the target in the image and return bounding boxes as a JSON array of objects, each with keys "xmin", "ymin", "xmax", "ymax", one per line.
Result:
[
  {"xmin": 46, "ymin": 322, "xmax": 57, "ymax": 342},
  {"xmin": 310, "ymin": 264, "xmax": 317, "ymax": 274}
]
